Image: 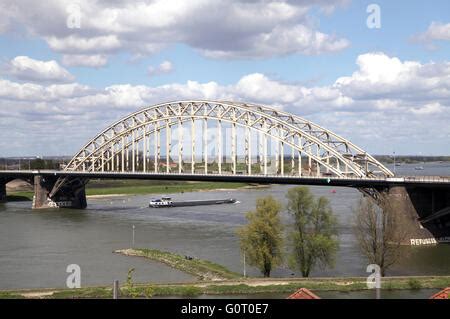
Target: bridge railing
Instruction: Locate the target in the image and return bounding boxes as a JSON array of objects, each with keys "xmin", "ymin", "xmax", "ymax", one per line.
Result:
[
  {"xmin": 1, "ymin": 170, "xmax": 450, "ymax": 184},
  {"xmin": 401, "ymin": 175, "xmax": 450, "ymax": 184},
  {"xmin": 64, "ymin": 171, "xmax": 450, "ymax": 183}
]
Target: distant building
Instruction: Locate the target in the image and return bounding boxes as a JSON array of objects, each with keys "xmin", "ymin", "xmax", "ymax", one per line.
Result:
[
  {"xmin": 160, "ymin": 162, "xmax": 178, "ymax": 168},
  {"xmin": 287, "ymin": 288, "xmax": 320, "ymax": 299}
]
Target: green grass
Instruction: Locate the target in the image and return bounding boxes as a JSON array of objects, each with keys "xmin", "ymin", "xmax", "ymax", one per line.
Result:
[
  {"xmin": 0, "ymin": 291, "xmax": 25, "ymax": 299},
  {"xmin": 2, "ymin": 276, "xmax": 450, "ymax": 299},
  {"xmin": 40, "ymin": 285, "xmax": 204, "ymax": 299},
  {"xmin": 407, "ymin": 278, "xmax": 423, "ymax": 290},
  {"xmin": 50, "ymin": 287, "xmax": 113, "ymax": 299},
  {"xmin": 152, "ymin": 285, "xmax": 203, "ymax": 297},
  {"xmin": 6, "ymin": 194, "xmax": 32, "ymax": 201},
  {"xmin": 115, "ymin": 248, "xmax": 241, "ymax": 281},
  {"xmin": 85, "ymin": 181, "xmax": 247, "ymax": 196}
]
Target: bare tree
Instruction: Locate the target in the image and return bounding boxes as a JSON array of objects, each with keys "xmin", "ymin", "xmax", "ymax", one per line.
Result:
[{"xmin": 353, "ymin": 196, "xmax": 408, "ymax": 277}]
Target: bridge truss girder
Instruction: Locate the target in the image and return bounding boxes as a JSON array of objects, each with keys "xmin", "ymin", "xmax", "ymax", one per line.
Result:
[{"xmin": 64, "ymin": 101, "xmax": 393, "ymax": 178}]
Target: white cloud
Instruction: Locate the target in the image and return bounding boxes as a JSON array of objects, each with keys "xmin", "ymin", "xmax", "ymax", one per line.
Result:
[
  {"xmin": 424, "ymin": 22, "xmax": 450, "ymax": 41},
  {"xmin": 0, "ymin": 0, "xmax": 349, "ymax": 64},
  {"xmin": 413, "ymin": 22, "xmax": 450, "ymax": 49},
  {"xmin": 411, "ymin": 102, "xmax": 443, "ymax": 115},
  {"xmin": 3, "ymin": 56, "xmax": 75, "ymax": 83},
  {"xmin": 1, "ymin": 52, "xmax": 450, "ymax": 155},
  {"xmin": 334, "ymin": 52, "xmax": 450, "ymax": 101},
  {"xmin": 202, "ymin": 25, "xmax": 350, "ymax": 58},
  {"xmin": 46, "ymin": 35, "xmax": 121, "ymax": 54},
  {"xmin": 148, "ymin": 61, "xmax": 174, "ymax": 76},
  {"xmin": 235, "ymin": 73, "xmax": 300, "ymax": 104},
  {"xmin": 61, "ymin": 54, "xmax": 108, "ymax": 67},
  {"xmin": 0, "ymin": 78, "xmax": 91, "ymax": 101}
]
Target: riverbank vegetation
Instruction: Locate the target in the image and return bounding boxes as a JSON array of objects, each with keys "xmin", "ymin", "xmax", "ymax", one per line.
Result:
[
  {"xmin": 2, "ymin": 276, "xmax": 449, "ymax": 299},
  {"xmin": 375, "ymin": 155, "xmax": 450, "ymax": 164},
  {"xmin": 237, "ymin": 189, "xmax": 340, "ymax": 278},
  {"xmin": 86, "ymin": 180, "xmax": 251, "ymax": 196},
  {"xmin": 1, "ymin": 246, "xmax": 449, "ymax": 299},
  {"xmin": 114, "ymin": 248, "xmax": 241, "ymax": 281},
  {"xmin": 5, "ymin": 194, "xmax": 32, "ymax": 201},
  {"xmin": 286, "ymin": 187, "xmax": 339, "ymax": 277},
  {"xmin": 237, "ymin": 196, "xmax": 284, "ymax": 277},
  {"xmin": 354, "ymin": 197, "xmax": 407, "ymax": 276}
]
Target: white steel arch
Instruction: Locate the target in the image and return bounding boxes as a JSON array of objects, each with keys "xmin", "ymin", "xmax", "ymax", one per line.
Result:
[{"xmin": 64, "ymin": 100, "xmax": 393, "ymax": 178}]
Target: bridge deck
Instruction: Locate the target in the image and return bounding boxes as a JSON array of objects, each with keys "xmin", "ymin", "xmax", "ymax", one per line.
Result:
[{"xmin": 1, "ymin": 170, "xmax": 450, "ymax": 188}]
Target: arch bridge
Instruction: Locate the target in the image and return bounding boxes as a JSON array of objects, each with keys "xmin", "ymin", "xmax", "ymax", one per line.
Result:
[
  {"xmin": 65, "ymin": 100, "xmax": 393, "ymax": 178},
  {"xmin": 45, "ymin": 100, "xmax": 394, "ymax": 208},
  {"xmin": 2, "ymin": 100, "xmax": 448, "ymax": 244}
]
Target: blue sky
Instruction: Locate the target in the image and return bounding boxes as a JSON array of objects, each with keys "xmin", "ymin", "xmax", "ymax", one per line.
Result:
[{"xmin": 0, "ymin": 0, "xmax": 450, "ymax": 156}]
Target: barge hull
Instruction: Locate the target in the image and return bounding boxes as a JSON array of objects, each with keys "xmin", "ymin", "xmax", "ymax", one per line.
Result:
[{"xmin": 171, "ymin": 199, "xmax": 236, "ymax": 207}]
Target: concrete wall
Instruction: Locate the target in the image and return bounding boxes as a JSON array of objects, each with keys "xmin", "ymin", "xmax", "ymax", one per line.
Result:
[
  {"xmin": 32, "ymin": 175, "xmax": 87, "ymax": 209},
  {"xmin": 405, "ymin": 186, "xmax": 450, "ymax": 243},
  {"xmin": 0, "ymin": 178, "xmax": 6, "ymax": 203},
  {"xmin": 388, "ymin": 186, "xmax": 450, "ymax": 245}
]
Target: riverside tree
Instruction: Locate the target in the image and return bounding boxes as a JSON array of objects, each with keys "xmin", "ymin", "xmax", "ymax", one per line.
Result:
[
  {"xmin": 237, "ymin": 196, "xmax": 283, "ymax": 277},
  {"xmin": 287, "ymin": 186, "xmax": 339, "ymax": 277},
  {"xmin": 353, "ymin": 197, "xmax": 407, "ymax": 277}
]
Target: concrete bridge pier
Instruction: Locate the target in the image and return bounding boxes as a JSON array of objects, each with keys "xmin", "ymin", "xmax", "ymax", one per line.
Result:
[
  {"xmin": 387, "ymin": 186, "xmax": 450, "ymax": 245},
  {"xmin": 0, "ymin": 178, "xmax": 6, "ymax": 203},
  {"xmin": 32, "ymin": 175, "xmax": 87, "ymax": 209}
]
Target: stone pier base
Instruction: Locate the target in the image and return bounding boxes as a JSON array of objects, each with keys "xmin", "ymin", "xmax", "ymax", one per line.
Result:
[
  {"xmin": 0, "ymin": 179, "xmax": 6, "ymax": 203},
  {"xmin": 387, "ymin": 186, "xmax": 450, "ymax": 245},
  {"xmin": 32, "ymin": 175, "xmax": 87, "ymax": 209}
]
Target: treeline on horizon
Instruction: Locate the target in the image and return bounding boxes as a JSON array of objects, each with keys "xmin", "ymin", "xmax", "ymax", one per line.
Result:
[{"xmin": 374, "ymin": 155, "xmax": 450, "ymax": 164}]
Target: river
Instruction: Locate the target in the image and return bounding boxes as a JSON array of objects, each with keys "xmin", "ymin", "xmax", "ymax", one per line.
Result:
[{"xmin": 0, "ymin": 162, "xmax": 449, "ymax": 295}]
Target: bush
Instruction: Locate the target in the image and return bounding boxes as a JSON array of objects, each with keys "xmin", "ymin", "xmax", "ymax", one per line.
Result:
[
  {"xmin": 407, "ymin": 278, "xmax": 422, "ymax": 290},
  {"xmin": 384, "ymin": 281, "xmax": 394, "ymax": 291}
]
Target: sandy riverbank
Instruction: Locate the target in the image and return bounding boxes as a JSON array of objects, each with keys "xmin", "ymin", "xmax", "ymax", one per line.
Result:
[{"xmin": 5, "ymin": 179, "xmax": 32, "ymax": 192}]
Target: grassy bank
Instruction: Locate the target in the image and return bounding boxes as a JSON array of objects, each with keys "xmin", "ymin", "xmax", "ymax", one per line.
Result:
[
  {"xmin": 86, "ymin": 181, "xmax": 249, "ymax": 196},
  {"xmin": 2, "ymin": 247, "xmax": 447, "ymax": 299},
  {"xmin": 2, "ymin": 276, "xmax": 449, "ymax": 299},
  {"xmin": 6, "ymin": 194, "xmax": 32, "ymax": 201},
  {"xmin": 114, "ymin": 248, "xmax": 241, "ymax": 281}
]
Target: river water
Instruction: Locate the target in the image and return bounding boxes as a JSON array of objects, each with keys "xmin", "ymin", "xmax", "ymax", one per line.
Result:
[{"xmin": 0, "ymin": 162, "xmax": 449, "ymax": 297}]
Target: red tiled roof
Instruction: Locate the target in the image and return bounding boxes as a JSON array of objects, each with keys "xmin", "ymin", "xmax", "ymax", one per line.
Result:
[
  {"xmin": 287, "ymin": 288, "xmax": 320, "ymax": 299},
  {"xmin": 430, "ymin": 287, "xmax": 450, "ymax": 299}
]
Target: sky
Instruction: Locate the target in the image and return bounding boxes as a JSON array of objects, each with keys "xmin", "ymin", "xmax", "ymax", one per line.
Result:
[{"xmin": 0, "ymin": 0, "xmax": 450, "ymax": 157}]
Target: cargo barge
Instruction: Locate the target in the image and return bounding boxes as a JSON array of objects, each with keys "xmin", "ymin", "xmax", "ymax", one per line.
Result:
[{"xmin": 149, "ymin": 196, "xmax": 237, "ymax": 208}]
